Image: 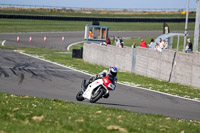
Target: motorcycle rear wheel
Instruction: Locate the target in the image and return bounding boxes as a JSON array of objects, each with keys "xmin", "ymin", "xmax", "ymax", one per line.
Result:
[
  {"xmin": 76, "ymin": 90, "xmax": 84, "ymax": 101},
  {"xmin": 90, "ymin": 88, "xmax": 105, "ymax": 103}
]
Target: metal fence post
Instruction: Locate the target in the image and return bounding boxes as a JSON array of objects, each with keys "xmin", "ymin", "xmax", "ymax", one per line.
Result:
[
  {"xmin": 183, "ymin": 0, "xmax": 190, "ymax": 51},
  {"xmin": 194, "ymin": 0, "xmax": 200, "ymax": 52}
]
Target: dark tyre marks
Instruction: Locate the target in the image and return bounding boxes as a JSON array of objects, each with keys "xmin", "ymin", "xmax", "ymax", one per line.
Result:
[
  {"xmin": 0, "ymin": 67, "xmax": 9, "ymax": 77},
  {"xmin": 1, "ymin": 57, "xmax": 71, "ymax": 84}
]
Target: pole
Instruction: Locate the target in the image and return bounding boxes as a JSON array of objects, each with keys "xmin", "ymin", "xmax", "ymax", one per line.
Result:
[
  {"xmin": 177, "ymin": 35, "xmax": 180, "ymax": 52},
  {"xmin": 183, "ymin": 0, "xmax": 190, "ymax": 51},
  {"xmin": 194, "ymin": 0, "xmax": 200, "ymax": 52}
]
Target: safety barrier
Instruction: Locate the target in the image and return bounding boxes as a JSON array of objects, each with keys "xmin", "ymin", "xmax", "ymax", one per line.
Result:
[
  {"xmin": 15, "ymin": 36, "xmax": 65, "ymax": 42},
  {"xmin": 0, "ymin": 14, "xmax": 195, "ymax": 22}
]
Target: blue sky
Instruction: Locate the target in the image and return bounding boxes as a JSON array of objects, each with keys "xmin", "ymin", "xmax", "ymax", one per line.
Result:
[{"xmin": 0, "ymin": 0, "xmax": 197, "ymax": 9}]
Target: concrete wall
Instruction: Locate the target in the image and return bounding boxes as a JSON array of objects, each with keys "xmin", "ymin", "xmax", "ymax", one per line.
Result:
[
  {"xmin": 83, "ymin": 43, "xmax": 135, "ymax": 72},
  {"xmin": 83, "ymin": 43, "xmax": 200, "ymax": 89},
  {"xmin": 135, "ymin": 47, "xmax": 176, "ymax": 81},
  {"xmin": 171, "ymin": 52, "xmax": 200, "ymax": 88}
]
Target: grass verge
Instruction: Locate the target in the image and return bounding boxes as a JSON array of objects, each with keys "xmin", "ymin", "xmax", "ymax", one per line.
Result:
[
  {"xmin": 0, "ymin": 18, "xmax": 195, "ymax": 32},
  {"xmin": 0, "ymin": 45, "xmax": 200, "ymax": 101},
  {"xmin": 69, "ymin": 42, "xmax": 84, "ymax": 52},
  {"xmin": 0, "ymin": 92, "xmax": 200, "ymax": 133},
  {"xmin": 0, "ymin": 9, "xmax": 196, "ymax": 18}
]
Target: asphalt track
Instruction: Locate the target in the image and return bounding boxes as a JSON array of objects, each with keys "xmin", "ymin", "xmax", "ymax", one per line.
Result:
[
  {"xmin": 0, "ymin": 31, "xmax": 200, "ymax": 121},
  {"xmin": 0, "ymin": 31, "xmax": 165, "ymax": 50},
  {"xmin": 0, "ymin": 31, "xmax": 194, "ymax": 50}
]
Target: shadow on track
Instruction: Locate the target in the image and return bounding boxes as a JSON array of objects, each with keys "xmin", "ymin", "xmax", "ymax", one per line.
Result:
[{"xmin": 96, "ymin": 102, "xmax": 146, "ymax": 109}]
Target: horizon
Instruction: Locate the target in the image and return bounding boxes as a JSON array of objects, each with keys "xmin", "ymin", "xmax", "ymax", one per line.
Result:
[{"xmin": 0, "ymin": 0, "xmax": 197, "ymax": 11}]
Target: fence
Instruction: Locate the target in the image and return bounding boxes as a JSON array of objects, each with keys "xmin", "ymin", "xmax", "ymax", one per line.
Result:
[
  {"xmin": 0, "ymin": 14, "xmax": 196, "ymax": 22},
  {"xmin": 83, "ymin": 43, "xmax": 200, "ymax": 89}
]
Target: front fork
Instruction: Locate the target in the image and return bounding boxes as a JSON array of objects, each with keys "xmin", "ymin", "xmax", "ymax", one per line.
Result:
[{"xmin": 81, "ymin": 79, "xmax": 87, "ymax": 93}]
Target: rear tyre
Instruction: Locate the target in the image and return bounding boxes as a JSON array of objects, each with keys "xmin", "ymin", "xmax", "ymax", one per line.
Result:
[
  {"xmin": 90, "ymin": 87, "xmax": 105, "ymax": 103},
  {"xmin": 76, "ymin": 90, "xmax": 84, "ymax": 101}
]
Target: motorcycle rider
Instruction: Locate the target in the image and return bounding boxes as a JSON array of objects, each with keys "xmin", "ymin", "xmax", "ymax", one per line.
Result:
[{"xmin": 83, "ymin": 66, "xmax": 118, "ymax": 98}]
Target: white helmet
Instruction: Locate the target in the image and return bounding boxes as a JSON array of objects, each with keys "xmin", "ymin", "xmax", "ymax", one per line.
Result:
[{"xmin": 109, "ymin": 67, "xmax": 117, "ymax": 77}]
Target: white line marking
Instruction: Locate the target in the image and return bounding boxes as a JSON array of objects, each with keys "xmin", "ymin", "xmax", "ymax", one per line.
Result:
[
  {"xmin": 67, "ymin": 41, "xmax": 84, "ymax": 51},
  {"xmin": 15, "ymin": 51, "xmax": 200, "ymax": 103},
  {"xmin": 117, "ymin": 82, "xmax": 200, "ymax": 103},
  {"xmin": 0, "ymin": 67, "xmax": 76, "ymax": 72},
  {"xmin": 0, "ymin": 31, "xmax": 84, "ymax": 34},
  {"xmin": 2, "ymin": 40, "xmax": 6, "ymax": 46}
]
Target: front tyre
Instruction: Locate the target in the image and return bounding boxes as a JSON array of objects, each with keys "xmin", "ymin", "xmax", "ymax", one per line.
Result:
[
  {"xmin": 90, "ymin": 87, "xmax": 105, "ymax": 103},
  {"xmin": 76, "ymin": 90, "xmax": 84, "ymax": 101}
]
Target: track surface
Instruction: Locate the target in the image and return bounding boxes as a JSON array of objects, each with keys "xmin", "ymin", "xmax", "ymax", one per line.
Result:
[
  {"xmin": 0, "ymin": 31, "xmax": 194, "ymax": 50},
  {"xmin": 0, "ymin": 31, "xmax": 164, "ymax": 50},
  {"xmin": 0, "ymin": 31, "xmax": 200, "ymax": 121}
]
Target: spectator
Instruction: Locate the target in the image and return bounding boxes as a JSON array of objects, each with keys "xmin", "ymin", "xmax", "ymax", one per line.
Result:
[
  {"xmin": 117, "ymin": 37, "xmax": 121, "ymax": 46},
  {"xmin": 115, "ymin": 39, "xmax": 119, "ymax": 47},
  {"xmin": 140, "ymin": 39, "xmax": 147, "ymax": 48},
  {"xmin": 105, "ymin": 38, "xmax": 111, "ymax": 45},
  {"xmin": 184, "ymin": 38, "xmax": 193, "ymax": 52},
  {"xmin": 101, "ymin": 38, "xmax": 111, "ymax": 46},
  {"xmin": 119, "ymin": 37, "xmax": 124, "ymax": 48},
  {"xmin": 149, "ymin": 38, "xmax": 155, "ymax": 50},
  {"xmin": 159, "ymin": 38, "xmax": 165, "ymax": 49},
  {"xmin": 115, "ymin": 36, "xmax": 121, "ymax": 47},
  {"xmin": 131, "ymin": 42, "xmax": 136, "ymax": 48},
  {"xmin": 155, "ymin": 43, "xmax": 162, "ymax": 52},
  {"xmin": 164, "ymin": 41, "xmax": 168, "ymax": 49},
  {"xmin": 88, "ymin": 30, "xmax": 93, "ymax": 39}
]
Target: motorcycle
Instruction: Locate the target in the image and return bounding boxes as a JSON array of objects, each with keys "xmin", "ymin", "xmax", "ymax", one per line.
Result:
[{"xmin": 76, "ymin": 75, "xmax": 116, "ymax": 103}]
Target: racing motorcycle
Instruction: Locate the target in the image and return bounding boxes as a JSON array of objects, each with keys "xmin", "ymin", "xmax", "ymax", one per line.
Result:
[{"xmin": 76, "ymin": 75, "xmax": 116, "ymax": 103}]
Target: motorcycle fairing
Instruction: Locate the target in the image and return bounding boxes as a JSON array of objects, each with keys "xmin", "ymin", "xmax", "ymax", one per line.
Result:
[{"xmin": 82, "ymin": 79, "xmax": 103, "ymax": 100}]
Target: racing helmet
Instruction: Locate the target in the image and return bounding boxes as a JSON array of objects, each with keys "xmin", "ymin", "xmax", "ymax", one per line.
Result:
[{"xmin": 109, "ymin": 67, "xmax": 117, "ymax": 77}]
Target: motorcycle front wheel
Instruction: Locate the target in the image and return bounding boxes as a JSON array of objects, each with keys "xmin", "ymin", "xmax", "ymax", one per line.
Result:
[
  {"xmin": 76, "ymin": 90, "xmax": 84, "ymax": 101},
  {"xmin": 90, "ymin": 87, "xmax": 105, "ymax": 103}
]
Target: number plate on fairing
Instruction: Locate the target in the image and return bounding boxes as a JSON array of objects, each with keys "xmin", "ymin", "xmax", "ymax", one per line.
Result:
[{"xmin": 108, "ymin": 83, "xmax": 115, "ymax": 90}]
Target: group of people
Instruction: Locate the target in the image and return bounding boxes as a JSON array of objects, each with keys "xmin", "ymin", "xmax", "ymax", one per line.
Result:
[
  {"xmin": 115, "ymin": 37, "xmax": 124, "ymax": 48},
  {"xmin": 100, "ymin": 37, "xmax": 124, "ymax": 48},
  {"xmin": 101, "ymin": 36, "xmax": 193, "ymax": 53},
  {"xmin": 132, "ymin": 38, "xmax": 168, "ymax": 52},
  {"xmin": 131, "ymin": 38, "xmax": 193, "ymax": 53}
]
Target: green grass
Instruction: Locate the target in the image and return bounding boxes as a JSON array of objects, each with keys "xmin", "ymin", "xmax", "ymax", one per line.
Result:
[
  {"xmin": 1, "ymin": 45, "xmax": 200, "ymax": 100},
  {"xmin": 0, "ymin": 92, "xmax": 200, "ymax": 133},
  {"xmin": 0, "ymin": 8, "xmax": 196, "ymax": 18},
  {"xmin": 69, "ymin": 43, "xmax": 84, "ymax": 52},
  {"xmin": 0, "ymin": 18, "xmax": 195, "ymax": 32}
]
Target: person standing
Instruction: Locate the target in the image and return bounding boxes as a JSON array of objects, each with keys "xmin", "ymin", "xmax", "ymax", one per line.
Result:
[{"xmin": 88, "ymin": 30, "xmax": 93, "ymax": 39}]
